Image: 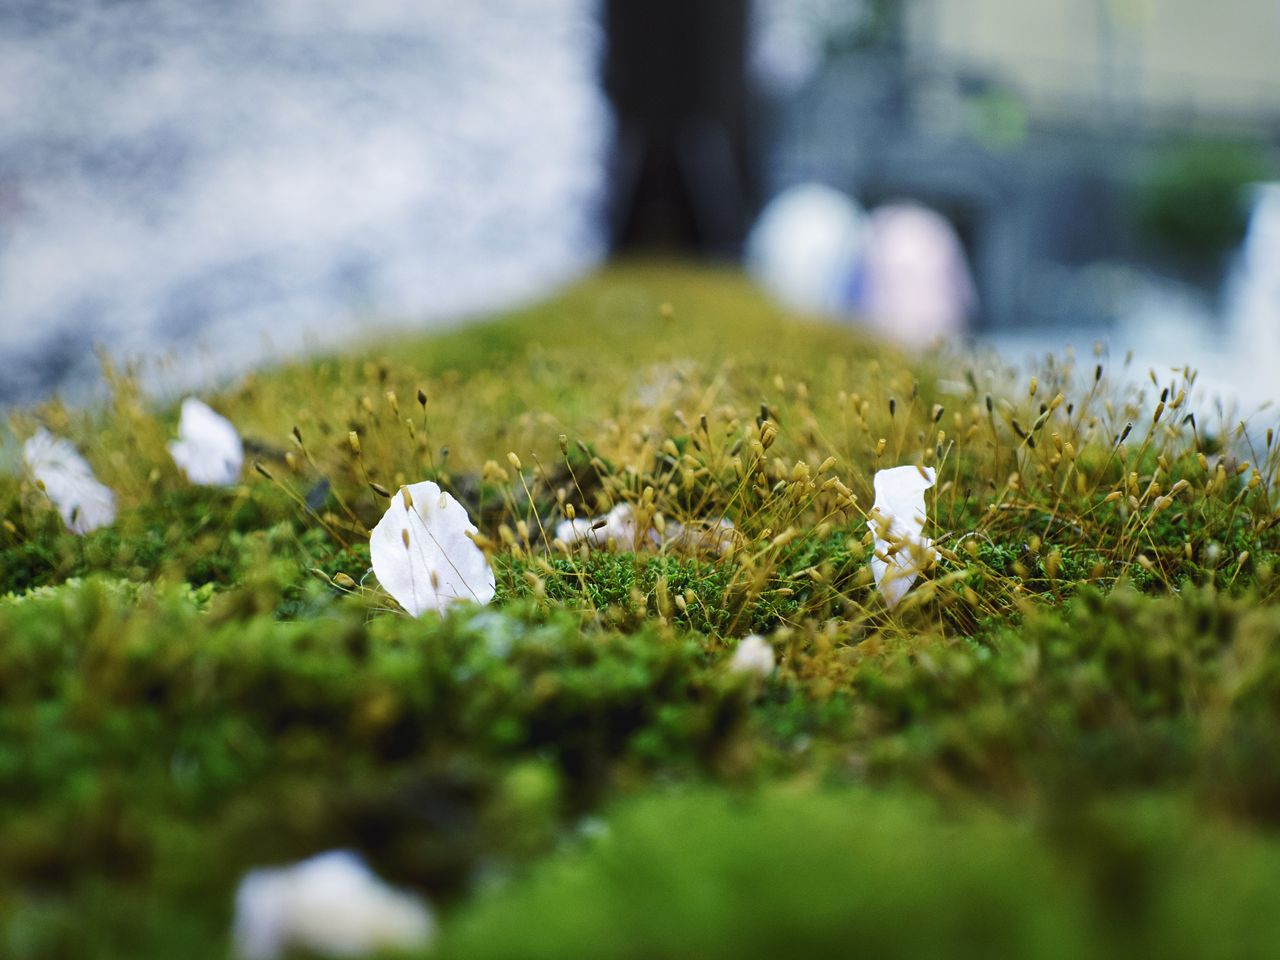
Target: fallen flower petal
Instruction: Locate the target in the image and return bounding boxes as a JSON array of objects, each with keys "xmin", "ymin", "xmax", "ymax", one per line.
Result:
[
  {"xmin": 370, "ymin": 480, "xmax": 495, "ymax": 616},
  {"xmin": 232, "ymin": 850, "xmax": 435, "ymax": 960},
  {"xmin": 868, "ymin": 464, "xmax": 937, "ymax": 609},
  {"xmin": 22, "ymin": 428, "xmax": 116, "ymax": 534},
  {"xmin": 555, "ymin": 503, "xmax": 650, "ymax": 550},
  {"xmin": 666, "ymin": 516, "xmax": 736, "ymax": 555},
  {"xmin": 599, "ymin": 503, "xmax": 645, "ymax": 549},
  {"xmin": 554, "ymin": 515, "xmax": 599, "ymax": 546},
  {"xmin": 168, "ymin": 397, "xmax": 244, "ymax": 486},
  {"xmin": 729, "ymin": 634, "xmax": 775, "ymax": 678},
  {"xmin": 557, "ymin": 505, "xmax": 733, "ymax": 554}
]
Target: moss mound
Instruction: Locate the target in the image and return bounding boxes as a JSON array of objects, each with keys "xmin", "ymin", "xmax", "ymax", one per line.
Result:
[{"xmin": 5, "ymin": 263, "xmax": 1280, "ymax": 957}]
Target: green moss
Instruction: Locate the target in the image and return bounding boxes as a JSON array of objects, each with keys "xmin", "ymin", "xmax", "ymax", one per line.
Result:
[
  {"xmin": 441, "ymin": 785, "xmax": 1280, "ymax": 960},
  {"xmin": 6, "ymin": 264, "xmax": 1280, "ymax": 957},
  {"xmin": 0, "ymin": 577, "xmax": 754, "ymax": 958}
]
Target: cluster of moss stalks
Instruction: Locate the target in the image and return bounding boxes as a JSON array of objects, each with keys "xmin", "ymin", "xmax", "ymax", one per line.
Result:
[{"xmin": 5, "ymin": 264, "xmax": 1280, "ymax": 958}]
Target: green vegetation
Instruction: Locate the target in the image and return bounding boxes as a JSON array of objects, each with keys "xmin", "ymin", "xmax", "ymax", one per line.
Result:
[
  {"xmin": 5, "ymin": 263, "xmax": 1280, "ymax": 958},
  {"xmin": 444, "ymin": 786, "xmax": 1280, "ymax": 960},
  {"xmin": 1136, "ymin": 137, "xmax": 1269, "ymax": 266}
]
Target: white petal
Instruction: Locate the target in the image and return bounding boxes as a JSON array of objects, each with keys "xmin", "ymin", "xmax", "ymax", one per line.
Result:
[
  {"xmin": 556, "ymin": 504, "xmax": 646, "ymax": 550},
  {"xmin": 369, "ymin": 481, "xmax": 495, "ymax": 616},
  {"xmin": 555, "ymin": 516, "xmax": 601, "ymax": 547},
  {"xmin": 868, "ymin": 465, "xmax": 937, "ymax": 609},
  {"xmin": 559, "ymin": 506, "xmax": 731, "ymax": 553},
  {"xmin": 666, "ymin": 516, "xmax": 736, "ymax": 554},
  {"xmin": 870, "ymin": 549, "xmax": 928, "ymax": 609},
  {"xmin": 729, "ymin": 634, "xmax": 775, "ymax": 678},
  {"xmin": 22, "ymin": 429, "xmax": 116, "ymax": 534},
  {"xmin": 232, "ymin": 870, "xmax": 290, "ymax": 960},
  {"xmin": 602, "ymin": 503, "xmax": 644, "ymax": 549},
  {"xmin": 233, "ymin": 851, "xmax": 435, "ymax": 960},
  {"xmin": 169, "ymin": 397, "xmax": 244, "ymax": 486}
]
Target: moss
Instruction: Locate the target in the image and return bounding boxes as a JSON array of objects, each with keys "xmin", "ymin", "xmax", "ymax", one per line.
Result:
[
  {"xmin": 440, "ymin": 785, "xmax": 1280, "ymax": 960},
  {"xmin": 5, "ymin": 263, "xmax": 1280, "ymax": 956},
  {"xmin": 0, "ymin": 577, "xmax": 754, "ymax": 958}
]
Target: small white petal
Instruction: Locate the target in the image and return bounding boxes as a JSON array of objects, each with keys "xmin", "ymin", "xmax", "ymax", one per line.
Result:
[
  {"xmin": 868, "ymin": 465, "xmax": 937, "ymax": 609},
  {"xmin": 601, "ymin": 503, "xmax": 644, "ymax": 549},
  {"xmin": 168, "ymin": 397, "xmax": 244, "ymax": 486},
  {"xmin": 369, "ymin": 480, "xmax": 495, "ymax": 616},
  {"xmin": 729, "ymin": 634, "xmax": 775, "ymax": 678},
  {"xmin": 666, "ymin": 516, "xmax": 736, "ymax": 555},
  {"xmin": 553, "ymin": 504, "xmax": 646, "ymax": 550},
  {"xmin": 559, "ymin": 507, "xmax": 732, "ymax": 554},
  {"xmin": 232, "ymin": 850, "xmax": 435, "ymax": 960},
  {"xmin": 554, "ymin": 516, "xmax": 597, "ymax": 546},
  {"xmin": 22, "ymin": 429, "xmax": 116, "ymax": 534}
]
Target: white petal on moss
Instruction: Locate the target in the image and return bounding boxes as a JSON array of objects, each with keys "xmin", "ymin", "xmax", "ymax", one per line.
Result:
[
  {"xmin": 557, "ymin": 506, "xmax": 733, "ymax": 554},
  {"xmin": 867, "ymin": 465, "xmax": 937, "ymax": 609},
  {"xmin": 666, "ymin": 516, "xmax": 736, "ymax": 555},
  {"xmin": 168, "ymin": 397, "xmax": 244, "ymax": 486},
  {"xmin": 554, "ymin": 504, "xmax": 647, "ymax": 550},
  {"xmin": 22, "ymin": 428, "xmax": 116, "ymax": 534},
  {"xmin": 599, "ymin": 503, "xmax": 643, "ymax": 549},
  {"xmin": 369, "ymin": 480, "xmax": 495, "ymax": 616},
  {"xmin": 554, "ymin": 519, "xmax": 585, "ymax": 546},
  {"xmin": 729, "ymin": 634, "xmax": 775, "ymax": 678},
  {"xmin": 232, "ymin": 850, "xmax": 435, "ymax": 960},
  {"xmin": 555, "ymin": 516, "xmax": 598, "ymax": 546}
]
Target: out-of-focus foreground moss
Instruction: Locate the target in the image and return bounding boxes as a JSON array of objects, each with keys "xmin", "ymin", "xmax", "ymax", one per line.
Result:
[{"xmin": 5, "ymin": 263, "xmax": 1280, "ymax": 958}]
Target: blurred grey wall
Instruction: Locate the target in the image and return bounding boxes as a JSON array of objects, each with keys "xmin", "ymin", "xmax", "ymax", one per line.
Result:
[{"xmin": 914, "ymin": 0, "xmax": 1280, "ymax": 125}]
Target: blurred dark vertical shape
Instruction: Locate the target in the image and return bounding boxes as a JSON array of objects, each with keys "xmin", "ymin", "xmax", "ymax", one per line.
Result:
[{"xmin": 603, "ymin": 0, "xmax": 752, "ymax": 255}]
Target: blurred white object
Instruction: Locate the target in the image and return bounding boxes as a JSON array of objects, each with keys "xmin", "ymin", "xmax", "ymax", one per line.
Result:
[
  {"xmin": 746, "ymin": 183, "xmax": 868, "ymax": 314},
  {"xmin": 729, "ymin": 634, "xmax": 775, "ymax": 678},
  {"xmin": 168, "ymin": 397, "xmax": 244, "ymax": 486},
  {"xmin": 369, "ymin": 481, "xmax": 496, "ymax": 617},
  {"xmin": 233, "ymin": 850, "xmax": 435, "ymax": 960},
  {"xmin": 1227, "ymin": 183, "xmax": 1280, "ymax": 368},
  {"xmin": 22, "ymin": 428, "xmax": 116, "ymax": 534},
  {"xmin": 861, "ymin": 203, "xmax": 975, "ymax": 346},
  {"xmin": 868, "ymin": 465, "xmax": 937, "ymax": 609}
]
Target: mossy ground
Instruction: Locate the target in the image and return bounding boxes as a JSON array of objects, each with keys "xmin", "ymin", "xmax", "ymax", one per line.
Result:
[{"xmin": 5, "ymin": 262, "xmax": 1280, "ymax": 958}]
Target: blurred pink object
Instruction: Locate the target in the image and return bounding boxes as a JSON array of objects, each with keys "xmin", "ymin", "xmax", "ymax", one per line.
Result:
[{"xmin": 861, "ymin": 203, "xmax": 975, "ymax": 346}]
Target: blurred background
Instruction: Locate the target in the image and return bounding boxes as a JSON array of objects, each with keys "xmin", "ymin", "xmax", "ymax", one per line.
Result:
[{"xmin": 1, "ymin": 0, "xmax": 1278, "ymax": 407}]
